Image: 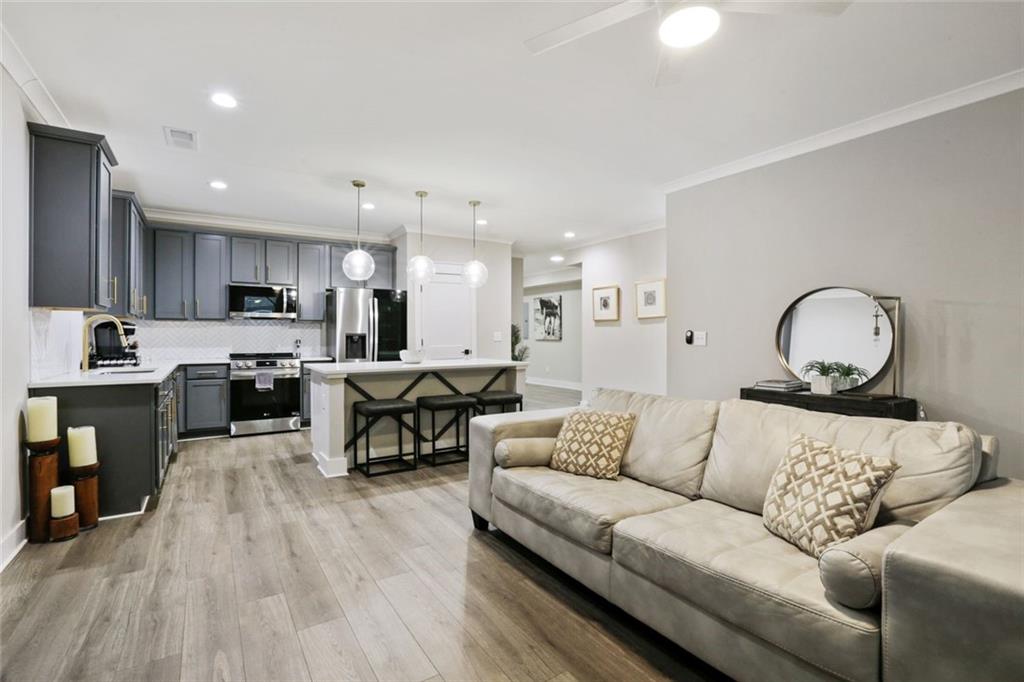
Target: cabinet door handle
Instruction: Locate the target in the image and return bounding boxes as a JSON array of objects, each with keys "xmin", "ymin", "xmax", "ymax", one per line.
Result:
[
  {"xmin": 112, "ymin": 276, "xmax": 118, "ymax": 305},
  {"xmin": 254, "ymin": 264, "xmax": 258, "ymax": 280},
  {"xmin": 267, "ymin": 265, "xmax": 271, "ymax": 282},
  {"xmin": 182, "ymin": 299, "xmax": 186, "ymax": 317},
  {"xmin": 195, "ymin": 297, "xmax": 199, "ymax": 316},
  {"xmin": 142, "ymin": 295, "xmax": 148, "ymax": 315},
  {"xmin": 196, "ymin": 370, "xmax": 218, "ymax": 377},
  {"xmin": 131, "ymin": 287, "xmax": 136, "ymax": 313}
]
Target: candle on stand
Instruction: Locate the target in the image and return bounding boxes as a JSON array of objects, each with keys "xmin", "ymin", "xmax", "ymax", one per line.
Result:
[
  {"xmin": 51, "ymin": 486, "xmax": 75, "ymax": 518},
  {"xmin": 67, "ymin": 426, "xmax": 98, "ymax": 467},
  {"xmin": 27, "ymin": 397, "xmax": 58, "ymax": 443}
]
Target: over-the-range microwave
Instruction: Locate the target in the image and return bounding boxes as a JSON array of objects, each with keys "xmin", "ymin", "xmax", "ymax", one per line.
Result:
[{"xmin": 228, "ymin": 284, "xmax": 298, "ymax": 319}]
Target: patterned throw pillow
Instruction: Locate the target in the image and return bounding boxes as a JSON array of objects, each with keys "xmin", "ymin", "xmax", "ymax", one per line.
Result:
[
  {"xmin": 549, "ymin": 410, "xmax": 637, "ymax": 480},
  {"xmin": 763, "ymin": 433, "xmax": 900, "ymax": 558}
]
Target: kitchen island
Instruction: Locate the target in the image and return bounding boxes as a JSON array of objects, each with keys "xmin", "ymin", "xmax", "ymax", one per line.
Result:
[{"xmin": 308, "ymin": 358, "xmax": 527, "ymax": 477}]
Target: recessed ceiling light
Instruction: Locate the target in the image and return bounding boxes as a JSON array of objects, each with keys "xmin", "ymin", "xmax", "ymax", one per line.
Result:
[
  {"xmin": 659, "ymin": 6, "xmax": 720, "ymax": 48},
  {"xmin": 210, "ymin": 92, "xmax": 238, "ymax": 109},
  {"xmin": 550, "ymin": 255, "xmax": 565, "ymax": 263},
  {"xmin": 564, "ymin": 231, "xmax": 576, "ymax": 239},
  {"xmin": 362, "ymin": 203, "xmax": 375, "ymax": 210},
  {"xmin": 209, "ymin": 180, "xmax": 228, "ymax": 190},
  {"xmin": 476, "ymin": 219, "xmax": 488, "ymax": 225}
]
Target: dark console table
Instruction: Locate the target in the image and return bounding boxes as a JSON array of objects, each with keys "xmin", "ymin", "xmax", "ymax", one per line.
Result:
[{"xmin": 740, "ymin": 387, "xmax": 918, "ymax": 421}]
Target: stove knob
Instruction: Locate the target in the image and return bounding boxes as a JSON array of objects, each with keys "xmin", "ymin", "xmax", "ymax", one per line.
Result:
[
  {"xmin": 245, "ymin": 361, "xmax": 254, "ymax": 368},
  {"xmin": 231, "ymin": 361, "xmax": 240, "ymax": 369}
]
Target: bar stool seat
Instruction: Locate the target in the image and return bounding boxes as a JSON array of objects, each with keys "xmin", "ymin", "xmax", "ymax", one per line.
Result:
[
  {"xmin": 470, "ymin": 390, "xmax": 523, "ymax": 414},
  {"xmin": 416, "ymin": 393, "xmax": 478, "ymax": 466},
  {"xmin": 352, "ymin": 399, "xmax": 417, "ymax": 477}
]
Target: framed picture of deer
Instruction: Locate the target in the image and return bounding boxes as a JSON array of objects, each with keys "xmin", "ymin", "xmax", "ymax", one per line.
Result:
[{"xmin": 531, "ymin": 295, "xmax": 563, "ymax": 341}]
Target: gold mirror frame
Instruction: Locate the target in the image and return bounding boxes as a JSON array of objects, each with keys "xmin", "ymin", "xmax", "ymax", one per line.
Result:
[{"xmin": 775, "ymin": 287, "xmax": 901, "ymax": 395}]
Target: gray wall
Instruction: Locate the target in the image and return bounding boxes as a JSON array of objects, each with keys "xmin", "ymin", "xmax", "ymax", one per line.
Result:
[
  {"xmin": 666, "ymin": 91, "xmax": 1024, "ymax": 477},
  {"xmin": 523, "ymin": 282, "xmax": 582, "ymax": 387}
]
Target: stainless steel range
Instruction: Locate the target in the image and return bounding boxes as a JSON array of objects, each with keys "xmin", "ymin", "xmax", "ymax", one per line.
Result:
[{"xmin": 229, "ymin": 352, "xmax": 302, "ymax": 436}]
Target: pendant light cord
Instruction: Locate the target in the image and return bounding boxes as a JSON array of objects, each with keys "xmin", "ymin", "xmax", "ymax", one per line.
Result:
[
  {"xmin": 471, "ymin": 202, "xmax": 477, "ymax": 258},
  {"xmin": 355, "ymin": 185, "xmax": 362, "ymax": 250},
  {"xmin": 419, "ymin": 195, "xmax": 424, "ymax": 251}
]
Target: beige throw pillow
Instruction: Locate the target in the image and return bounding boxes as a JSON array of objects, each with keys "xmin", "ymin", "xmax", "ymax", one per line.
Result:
[
  {"xmin": 763, "ymin": 433, "xmax": 900, "ymax": 558},
  {"xmin": 549, "ymin": 410, "xmax": 637, "ymax": 480}
]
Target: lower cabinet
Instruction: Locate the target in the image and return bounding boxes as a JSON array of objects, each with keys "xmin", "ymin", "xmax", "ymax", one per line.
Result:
[
  {"xmin": 301, "ymin": 370, "xmax": 312, "ymax": 422},
  {"xmin": 185, "ymin": 379, "xmax": 229, "ymax": 431}
]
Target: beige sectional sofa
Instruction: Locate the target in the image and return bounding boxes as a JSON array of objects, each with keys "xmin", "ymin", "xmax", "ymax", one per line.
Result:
[{"xmin": 468, "ymin": 389, "xmax": 1022, "ymax": 682}]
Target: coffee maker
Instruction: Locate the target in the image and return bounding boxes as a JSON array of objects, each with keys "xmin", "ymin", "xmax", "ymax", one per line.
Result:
[{"xmin": 90, "ymin": 320, "xmax": 141, "ymax": 367}]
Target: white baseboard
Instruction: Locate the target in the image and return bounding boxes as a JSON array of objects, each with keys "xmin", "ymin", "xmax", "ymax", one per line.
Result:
[
  {"xmin": 1, "ymin": 519, "xmax": 27, "ymax": 572},
  {"xmin": 312, "ymin": 449, "xmax": 349, "ymax": 478},
  {"xmin": 526, "ymin": 377, "xmax": 583, "ymax": 391}
]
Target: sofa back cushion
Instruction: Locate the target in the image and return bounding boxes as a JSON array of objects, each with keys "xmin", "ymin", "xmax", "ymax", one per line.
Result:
[
  {"xmin": 700, "ymin": 399, "xmax": 981, "ymax": 524},
  {"xmin": 590, "ymin": 388, "xmax": 719, "ymax": 498}
]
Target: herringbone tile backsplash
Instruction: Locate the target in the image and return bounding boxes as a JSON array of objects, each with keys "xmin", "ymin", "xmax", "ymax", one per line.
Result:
[{"xmin": 135, "ymin": 319, "xmax": 325, "ymax": 362}]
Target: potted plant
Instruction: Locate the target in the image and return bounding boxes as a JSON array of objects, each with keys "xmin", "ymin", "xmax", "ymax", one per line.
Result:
[
  {"xmin": 800, "ymin": 359, "xmax": 837, "ymax": 395},
  {"xmin": 511, "ymin": 323, "xmax": 530, "ymax": 362},
  {"xmin": 832, "ymin": 362, "xmax": 870, "ymax": 391}
]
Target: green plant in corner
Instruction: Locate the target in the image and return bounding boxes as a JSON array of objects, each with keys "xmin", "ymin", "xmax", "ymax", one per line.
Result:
[
  {"xmin": 832, "ymin": 363, "xmax": 870, "ymax": 381},
  {"xmin": 511, "ymin": 323, "xmax": 530, "ymax": 362},
  {"xmin": 800, "ymin": 359, "xmax": 835, "ymax": 379}
]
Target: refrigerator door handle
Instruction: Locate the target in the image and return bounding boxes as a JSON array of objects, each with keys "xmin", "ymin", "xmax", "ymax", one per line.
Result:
[{"xmin": 371, "ymin": 297, "xmax": 379, "ymax": 361}]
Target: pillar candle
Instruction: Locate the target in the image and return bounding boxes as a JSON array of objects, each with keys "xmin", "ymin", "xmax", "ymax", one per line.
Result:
[
  {"xmin": 26, "ymin": 396, "xmax": 58, "ymax": 443},
  {"xmin": 51, "ymin": 486, "xmax": 75, "ymax": 518},
  {"xmin": 67, "ymin": 426, "xmax": 98, "ymax": 467}
]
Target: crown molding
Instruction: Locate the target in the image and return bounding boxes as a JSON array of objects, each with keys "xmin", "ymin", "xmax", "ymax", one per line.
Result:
[
  {"xmin": 1, "ymin": 25, "xmax": 67, "ymax": 125},
  {"xmin": 389, "ymin": 224, "xmax": 515, "ymax": 246},
  {"xmin": 144, "ymin": 208, "xmax": 394, "ymax": 244},
  {"xmin": 568, "ymin": 222, "xmax": 665, "ymax": 251},
  {"xmin": 661, "ymin": 69, "xmax": 1024, "ymax": 195}
]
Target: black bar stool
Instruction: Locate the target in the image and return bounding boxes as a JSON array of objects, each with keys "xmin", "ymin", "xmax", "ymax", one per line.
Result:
[
  {"xmin": 352, "ymin": 398, "xmax": 417, "ymax": 476},
  {"xmin": 416, "ymin": 394, "xmax": 479, "ymax": 465},
  {"xmin": 469, "ymin": 390, "xmax": 524, "ymax": 415}
]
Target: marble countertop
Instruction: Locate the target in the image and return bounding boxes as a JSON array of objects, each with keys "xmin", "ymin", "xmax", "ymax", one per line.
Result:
[
  {"xmin": 307, "ymin": 358, "xmax": 528, "ymax": 377},
  {"xmin": 28, "ymin": 355, "xmax": 337, "ymax": 389}
]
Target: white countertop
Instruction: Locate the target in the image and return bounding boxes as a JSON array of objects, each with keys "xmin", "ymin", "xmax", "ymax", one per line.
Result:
[
  {"xmin": 307, "ymin": 358, "xmax": 528, "ymax": 377},
  {"xmin": 28, "ymin": 355, "xmax": 337, "ymax": 389}
]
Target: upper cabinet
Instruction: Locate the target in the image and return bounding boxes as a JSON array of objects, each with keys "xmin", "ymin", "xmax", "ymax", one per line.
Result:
[
  {"xmin": 265, "ymin": 240, "xmax": 297, "ymax": 286},
  {"xmin": 28, "ymin": 123, "xmax": 118, "ymax": 310},
  {"xmin": 329, "ymin": 244, "xmax": 395, "ymax": 289},
  {"xmin": 153, "ymin": 230, "xmax": 194, "ymax": 320},
  {"xmin": 230, "ymin": 237, "xmax": 263, "ymax": 284},
  {"xmin": 297, "ymin": 243, "xmax": 328, "ymax": 321},
  {"xmin": 194, "ymin": 234, "xmax": 229, "ymax": 319},
  {"xmin": 113, "ymin": 190, "xmax": 147, "ymax": 319}
]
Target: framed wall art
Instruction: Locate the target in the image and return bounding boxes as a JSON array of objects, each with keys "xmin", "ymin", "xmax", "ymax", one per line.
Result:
[
  {"xmin": 635, "ymin": 279, "xmax": 666, "ymax": 319},
  {"xmin": 592, "ymin": 285, "xmax": 620, "ymax": 322}
]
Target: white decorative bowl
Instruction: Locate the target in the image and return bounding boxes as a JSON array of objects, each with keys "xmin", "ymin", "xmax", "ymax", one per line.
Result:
[{"xmin": 399, "ymin": 349, "xmax": 424, "ymax": 364}]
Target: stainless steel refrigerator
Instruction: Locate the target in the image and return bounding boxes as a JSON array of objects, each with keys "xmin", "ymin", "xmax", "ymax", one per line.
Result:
[{"xmin": 323, "ymin": 288, "xmax": 408, "ymax": 362}]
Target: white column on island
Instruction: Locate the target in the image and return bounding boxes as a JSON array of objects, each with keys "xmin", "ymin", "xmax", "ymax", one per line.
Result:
[{"xmin": 310, "ymin": 371, "xmax": 349, "ymax": 477}]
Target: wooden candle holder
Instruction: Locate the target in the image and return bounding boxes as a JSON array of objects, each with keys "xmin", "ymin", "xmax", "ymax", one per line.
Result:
[
  {"xmin": 49, "ymin": 512, "xmax": 79, "ymax": 542},
  {"xmin": 26, "ymin": 438, "xmax": 61, "ymax": 544},
  {"xmin": 69, "ymin": 463, "xmax": 100, "ymax": 530}
]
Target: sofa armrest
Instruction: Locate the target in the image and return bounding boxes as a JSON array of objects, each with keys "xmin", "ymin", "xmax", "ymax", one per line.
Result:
[
  {"xmin": 495, "ymin": 437, "xmax": 556, "ymax": 469},
  {"xmin": 468, "ymin": 408, "xmax": 572, "ymax": 522},
  {"xmin": 818, "ymin": 522, "xmax": 913, "ymax": 609},
  {"xmin": 882, "ymin": 478, "xmax": 1023, "ymax": 682}
]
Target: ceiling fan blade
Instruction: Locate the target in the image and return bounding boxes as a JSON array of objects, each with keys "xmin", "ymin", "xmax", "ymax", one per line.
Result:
[
  {"xmin": 524, "ymin": 0, "xmax": 658, "ymax": 55},
  {"xmin": 714, "ymin": 1, "xmax": 852, "ymax": 16}
]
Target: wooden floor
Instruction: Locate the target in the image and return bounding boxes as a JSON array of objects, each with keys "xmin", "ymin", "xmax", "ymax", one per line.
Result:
[
  {"xmin": 523, "ymin": 384, "xmax": 582, "ymax": 411},
  {"xmin": 1, "ymin": 426, "xmax": 725, "ymax": 681}
]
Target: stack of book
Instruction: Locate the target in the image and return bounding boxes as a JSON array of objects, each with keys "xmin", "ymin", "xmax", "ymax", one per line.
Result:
[{"xmin": 754, "ymin": 379, "xmax": 805, "ymax": 392}]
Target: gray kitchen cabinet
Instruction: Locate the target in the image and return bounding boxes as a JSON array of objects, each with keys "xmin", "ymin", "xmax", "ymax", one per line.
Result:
[
  {"xmin": 113, "ymin": 190, "xmax": 147, "ymax": 318},
  {"xmin": 297, "ymin": 242, "xmax": 328, "ymax": 320},
  {"xmin": 108, "ymin": 193, "xmax": 129, "ymax": 316},
  {"xmin": 153, "ymin": 230, "xmax": 194, "ymax": 320},
  {"xmin": 28, "ymin": 123, "xmax": 118, "ymax": 310},
  {"xmin": 185, "ymin": 378, "xmax": 229, "ymax": 431},
  {"xmin": 329, "ymin": 243, "xmax": 395, "ymax": 289},
  {"xmin": 175, "ymin": 367, "xmax": 186, "ymax": 435},
  {"xmin": 265, "ymin": 239, "xmax": 297, "ymax": 286},
  {"xmin": 231, "ymin": 236, "xmax": 263, "ymax": 283},
  {"xmin": 301, "ymin": 370, "xmax": 312, "ymax": 421},
  {"xmin": 329, "ymin": 244, "xmax": 351, "ymax": 287},
  {"xmin": 194, "ymin": 233, "xmax": 229, "ymax": 319}
]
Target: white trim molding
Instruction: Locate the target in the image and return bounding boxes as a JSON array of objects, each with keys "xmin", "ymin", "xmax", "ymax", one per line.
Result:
[
  {"xmin": 144, "ymin": 208, "xmax": 394, "ymax": 244},
  {"xmin": 1, "ymin": 25, "xmax": 67, "ymax": 126},
  {"xmin": 661, "ymin": 69, "xmax": 1024, "ymax": 194},
  {"xmin": 526, "ymin": 377, "xmax": 583, "ymax": 391},
  {"xmin": 1, "ymin": 520, "xmax": 26, "ymax": 572},
  {"xmin": 389, "ymin": 224, "xmax": 515, "ymax": 246}
]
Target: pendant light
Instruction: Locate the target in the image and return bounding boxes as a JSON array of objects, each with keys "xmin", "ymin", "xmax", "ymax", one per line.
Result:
[
  {"xmin": 342, "ymin": 179, "xmax": 376, "ymax": 282},
  {"xmin": 407, "ymin": 190, "xmax": 436, "ymax": 285},
  {"xmin": 461, "ymin": 200, "xmax": 488, "ymax": 288}
]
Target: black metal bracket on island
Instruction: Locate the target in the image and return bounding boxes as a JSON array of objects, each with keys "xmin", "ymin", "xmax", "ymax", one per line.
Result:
[{"xmin": 740, "ymin": 387, "xmax": 918, "ymax": 421}]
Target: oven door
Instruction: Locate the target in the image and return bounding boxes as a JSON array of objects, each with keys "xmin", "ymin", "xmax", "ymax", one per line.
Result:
[
  {"xmin": 229, "ymin": 370, "xmax": 302, "ymax": 436},
  {"xmin": 228, "ymin": 285, "xmax": 297, "ymax": 319}
]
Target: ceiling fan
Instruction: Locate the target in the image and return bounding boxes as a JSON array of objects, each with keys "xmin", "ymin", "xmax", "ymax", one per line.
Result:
[{"xmin": 525, "ymin": 1, "xmax": 852, "ymax": 87}]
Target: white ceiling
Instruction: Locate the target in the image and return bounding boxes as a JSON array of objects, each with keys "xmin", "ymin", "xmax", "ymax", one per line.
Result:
[{"xmin": 4, "ymin": 1, "xmax": 1022, "ymax": 255}]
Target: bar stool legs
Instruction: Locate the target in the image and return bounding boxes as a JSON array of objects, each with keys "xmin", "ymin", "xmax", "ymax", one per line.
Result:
[{"xmin": 352, "ymin": 400, "xmax": 418, "ymax": 477}]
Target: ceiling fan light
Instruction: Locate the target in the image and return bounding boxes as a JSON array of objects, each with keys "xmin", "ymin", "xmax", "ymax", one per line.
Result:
[{"xmin": 659, "ymin": 6, "xmax": 720, "ymax": 48}]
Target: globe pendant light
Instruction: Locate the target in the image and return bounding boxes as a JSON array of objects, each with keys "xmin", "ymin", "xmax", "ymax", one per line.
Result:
[
  {"xmin": 407, "ymin": 190, "xmax": 435, "ymax": 285},
  {"xmin": 461, "ymin": 200, "xmax": 488, "ymax": 288},
  {"xmin": 342, "ymin": 179, "xmax": 376, "ymax": 282}
]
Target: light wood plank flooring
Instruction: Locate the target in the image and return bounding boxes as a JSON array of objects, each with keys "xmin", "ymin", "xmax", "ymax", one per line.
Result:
[
  {"xmin": 524, "ymin": 384, "xmax": 581, "ymax": 411},
  {"xmin": 2, "ymin": 428, "xmax": 725, "ymax": 682}
]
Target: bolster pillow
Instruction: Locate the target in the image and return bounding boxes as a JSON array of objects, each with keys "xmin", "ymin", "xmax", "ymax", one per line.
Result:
[
  {"xmin": 818, "ymin": 522, "xmax": 913, "ymax": 609},
  {"xmin": 494, "ymin": 437, "xmax": 557, "ymax": 468}
]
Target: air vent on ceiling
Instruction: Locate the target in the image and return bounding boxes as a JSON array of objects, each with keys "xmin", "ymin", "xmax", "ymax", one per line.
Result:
[{"xmin": 163, "ymin": 126, "xmax": 198, "ymax": 150}]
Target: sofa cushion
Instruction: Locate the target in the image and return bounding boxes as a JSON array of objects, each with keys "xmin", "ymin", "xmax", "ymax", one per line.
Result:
[
  {"xmin": 491, "ymin": 467, "xmax": 688, "ymax": 554},
  {"xmin": 700, "ymin": 399, "xmax": 981, "ymax": 524},
  {"xmin": 590, "ymin": 388, "xmax": 719, "ymax": 498},
  {"xmin": 494, "ymin": 437, "xmax": 556, "ymax": 468},
  {"xmin": 613, "ymin": 501, "xmax": 881, "ymax": 682},
  {"xmin": 550, "ymin": 409, "xmax": 637, "ymax": 479},
  {"xmin": 763, "ymin": 433, "xmax": 900, "ymax": 557},
  {"xmin": 818, "ymin": 522, "xmax": 912, "ymax": 609}
]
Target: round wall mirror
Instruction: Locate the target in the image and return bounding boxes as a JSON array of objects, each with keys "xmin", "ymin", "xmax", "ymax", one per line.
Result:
[{"xmin": 776, "ymin": 287, "xmax": 894, "ymax": 391}]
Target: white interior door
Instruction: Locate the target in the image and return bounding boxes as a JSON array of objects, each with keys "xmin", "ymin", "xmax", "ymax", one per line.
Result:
[{"xmin": 418, "ymin": 263, "xmax": 476, "ymax": 360}]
